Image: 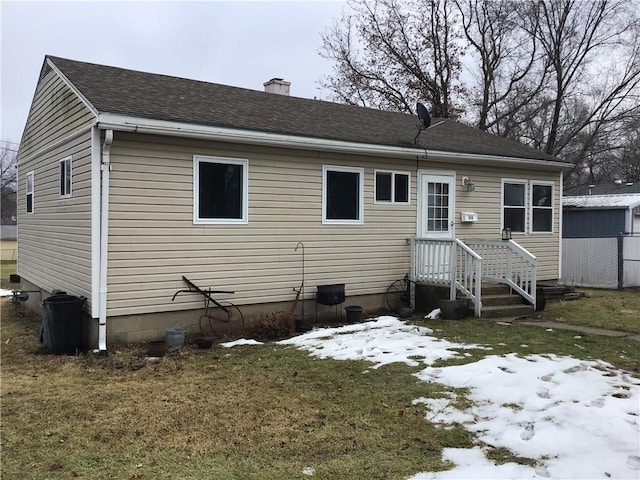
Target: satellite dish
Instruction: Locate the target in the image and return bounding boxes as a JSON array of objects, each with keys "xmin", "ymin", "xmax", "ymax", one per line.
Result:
[
  {"xmin": 417, "ymin": 102, "xmax": 431, "ymax": 129},
  {"xmin": 414, "ymin": 102, "xmax": 431, "ymax": 144}
]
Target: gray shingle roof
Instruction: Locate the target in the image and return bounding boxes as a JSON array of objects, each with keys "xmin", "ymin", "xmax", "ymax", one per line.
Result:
[{"xmin": 48, "ymin": 56, "xmax": 565, "ymax": 164}]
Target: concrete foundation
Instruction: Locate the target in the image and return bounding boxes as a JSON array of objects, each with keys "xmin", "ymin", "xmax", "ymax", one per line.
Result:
[
  {"xmin": 16, "ymin": 277, "xmax": 389, "ymax": 347},
  {"xmin": 415, "ymin": 283, "xmax": 450, "ymax": 313}
]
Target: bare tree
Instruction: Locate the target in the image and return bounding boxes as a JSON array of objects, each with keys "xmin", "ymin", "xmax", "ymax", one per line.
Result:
[
  {"xmin": 319, "ymin": 0, "xmax": 640, "ymax": 187},
  {"xmin": 319, "ymin": 0, "xmax": 466, "ymax": 117},
  {"xmin": 527, "ymin": 0, "xmax": 640, "ymax": 157},
  {"xmin": 456, "ymin": 0, "xmax": 549, "ymax": 132},
  {"xmin": 1, "ymin": 141, "xmax": 18, "ymax": 224}
]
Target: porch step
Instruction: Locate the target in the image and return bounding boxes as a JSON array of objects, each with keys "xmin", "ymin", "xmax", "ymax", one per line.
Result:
[
  {"xmin": 480, "ymin": 303, "xmax": 534, "ymax": 318},
  {"xmin": 459, "ymin": 282, "xmax": 535, "ymax": 318}
]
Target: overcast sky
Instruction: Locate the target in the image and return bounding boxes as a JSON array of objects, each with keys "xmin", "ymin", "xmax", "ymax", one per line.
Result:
[{"xmin": 0, "ymin": 0, "xmax": 347, "ymax": 145}]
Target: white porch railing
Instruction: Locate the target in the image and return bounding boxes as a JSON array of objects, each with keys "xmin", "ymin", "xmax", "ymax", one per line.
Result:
[
  {"xmin": 462, "ymin": 239, "xmax": 537, "ymax": 307},
  {"xmin": 408, "ymin": 237, "xmax": 536, "ymax": 316},
  {"xmin": 408, "ymin": 237, "xmax": 482, "ymax": 316}
]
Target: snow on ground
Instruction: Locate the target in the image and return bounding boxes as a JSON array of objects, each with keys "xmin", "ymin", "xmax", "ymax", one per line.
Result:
[
  {"xmin": 277, "ymin": 316, "xmax": 640, "ymax": 479},
  {"xmin": 279, "ymin": 316, "xmax": 490, "ymax": 368},
  {"xmin": 0, "ymin": 288, "xmax": 14, "ymax": 297},
  {"xmin": 220, "ymin": 338, "xmax": 263, "ymax": 348}
]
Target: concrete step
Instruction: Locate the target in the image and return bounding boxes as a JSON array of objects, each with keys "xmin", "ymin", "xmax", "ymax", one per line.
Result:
[
  {"xmin": 481, "ymin": 303, "xmax": 534, "ymax": 318},
  {"xmin": 481, "ymin": 293, "xmax": 525, "ymax": 307}
]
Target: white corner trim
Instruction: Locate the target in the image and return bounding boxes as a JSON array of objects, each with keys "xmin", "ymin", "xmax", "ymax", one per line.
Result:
[{"xmin": 46, "ymin": 58, "xmax": 100, "ymax": 118}]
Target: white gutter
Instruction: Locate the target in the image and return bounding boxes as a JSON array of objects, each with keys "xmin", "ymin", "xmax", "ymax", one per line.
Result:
[
  {"xmin": 97, "ymin": 113, "xmax": 573, "ymax": 170},
  {"xmin": 98, "ymin": 129, "xmax": 113, "ymax": 352}
]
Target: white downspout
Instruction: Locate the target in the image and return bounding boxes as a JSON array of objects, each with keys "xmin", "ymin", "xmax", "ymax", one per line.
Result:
[{"xmin": 98, "ymin": 129, "xmax": 113, "ymax": 352}]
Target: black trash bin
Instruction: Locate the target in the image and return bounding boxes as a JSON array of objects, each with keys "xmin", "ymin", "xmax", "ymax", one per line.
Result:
[{"xmin": 42, "ymin": 294, "xmax": 87, "ymax": 354}]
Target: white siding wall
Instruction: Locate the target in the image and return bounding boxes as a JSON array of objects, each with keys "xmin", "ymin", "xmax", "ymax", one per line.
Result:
[{"xmin": 106, "ymin": 133, "xmax": 563, "ymax": 317}]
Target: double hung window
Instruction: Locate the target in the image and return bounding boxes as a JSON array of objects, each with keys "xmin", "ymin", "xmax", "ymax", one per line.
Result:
[
  {"xmin": 502, "ymin": 179, "xmax": 554, "ymax": 234},
  {"xmin": 26, "ymin": 171, "xmax": 34, "ymax": 214}
]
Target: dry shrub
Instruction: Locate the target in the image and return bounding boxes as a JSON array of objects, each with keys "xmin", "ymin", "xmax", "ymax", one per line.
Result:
[{"xmin": 245, "ymin": 311, "xmax": 295, "ymax": 341}]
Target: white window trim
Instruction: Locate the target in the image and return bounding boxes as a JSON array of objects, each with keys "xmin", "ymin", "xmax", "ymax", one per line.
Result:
[
  {"xmin": 26, "ymin": 170, "xmax": 34, "ymax": 214},
  {"xmin": 501, "ymin": 179, "xmax": 528, "ymax": 234},
  {"xmin": 193, "ymin": 155, "xmax": 248, "ymax": 225},
  {"xmin": 322, "ymin": 165, "xmax": 364, "ymax": 225},
  {"xmin": 59, "ymin": 156, "xmax": 73, "ymax": 198},
  {"xmin": 374, "ymin": 169, "xmax": 411, "ymax": 205},
  {"xmin": 529, "ymin": 180, "xmax": 554, "ymax": 234}
]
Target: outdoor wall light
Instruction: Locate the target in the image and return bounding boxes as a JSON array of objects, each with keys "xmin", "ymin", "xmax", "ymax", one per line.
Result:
[
  {"xmin": 461, "ymin": 176, "xmax": 476, "ymax": 192},
  {"xmin": 502, "ymin": 227, "xmax": 512, "ymax": 240}
]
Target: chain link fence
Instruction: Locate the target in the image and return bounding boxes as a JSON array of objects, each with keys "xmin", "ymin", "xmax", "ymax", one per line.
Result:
[{"xmin": 561, "ymin": 235, "xmax": 640, "ymax": 288}]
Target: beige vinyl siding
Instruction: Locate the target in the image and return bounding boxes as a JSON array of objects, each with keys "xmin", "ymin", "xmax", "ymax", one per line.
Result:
[
  {"xmin": 106, "ymin": 134, "xmax": 417, "ymax": 316},
  {"xmin": 19, "ymin": 66, "xmax": 96, "ymax": 160},
  {"xmin": 106, "ymin": 133, "xmax": 563, "ymax": 317},
  {"xmin": 17, "ymin": 131, "xmax": 93, "ymax": 304},
  {"xmin": 454, "ymin": 165, "xmax": 561, "ymax": 280}
]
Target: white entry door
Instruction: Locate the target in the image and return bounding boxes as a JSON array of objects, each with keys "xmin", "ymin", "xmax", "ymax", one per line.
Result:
[
  {"xmin": 417, "ymin": 172, "xmax": 455, "ymax": 282},
  {"xmin": 418, "ymin": 173, "xmax": 455, "ymax": 239}
]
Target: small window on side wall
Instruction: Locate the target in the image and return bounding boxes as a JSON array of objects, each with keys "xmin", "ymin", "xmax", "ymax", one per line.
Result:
[
  {"xmin": 194, "ymin": 156, "xmax": 248, "ymax": 224},
  {"xmin": 26, "ymin": 171, "xmax": 34, "ymax": 214},
  {"xmin": 375, "ymin": 171, "xmax": 409, "ymax": 204},
  {"xmin": 323, "ymin": 165, "xmax": 364, "ymax": 224},
  {"xmin": 59, "ymin": 156, "xmax": 72, "ymax": 197}
]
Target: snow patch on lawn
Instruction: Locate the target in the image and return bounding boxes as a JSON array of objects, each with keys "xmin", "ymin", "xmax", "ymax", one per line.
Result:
[{"xmin": 279, "ymin": 316, "xmax": 640, "ymax": 479}]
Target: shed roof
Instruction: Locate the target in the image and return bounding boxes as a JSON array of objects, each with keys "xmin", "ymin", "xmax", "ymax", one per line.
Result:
[
  {"xmin": 564, "ymin": 183, "xmax": 640, "ymax": 196},
  {"xmin": 563, "ymin": 194, "xmax": 640, "ymax": 209},
  {"xmin": 46, "ymin": 56, "xmax": 567, "ymax": 165}
]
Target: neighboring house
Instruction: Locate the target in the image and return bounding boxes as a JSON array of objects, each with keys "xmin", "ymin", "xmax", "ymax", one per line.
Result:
[
  {"xmin": 561, "ymin": 192, "xmax": 640, "ymax": 288},
  {"xmin": 17, "ymin": 56, "xmax": 571, "ymax": 349},
  {"xmin": 1, "ymin": 225, "xmax": 17, "ymax": 261}
]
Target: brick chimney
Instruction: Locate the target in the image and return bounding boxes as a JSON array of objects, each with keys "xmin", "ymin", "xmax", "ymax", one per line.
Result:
[{"xmin": 264, "ymin": 78, "xmax": 290, "ymax": 96}]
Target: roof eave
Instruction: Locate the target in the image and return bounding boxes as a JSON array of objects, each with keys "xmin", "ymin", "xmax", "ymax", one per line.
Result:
[{"xmin": 97, "ymin": 113, "xmax": 570, "ymax": 169}]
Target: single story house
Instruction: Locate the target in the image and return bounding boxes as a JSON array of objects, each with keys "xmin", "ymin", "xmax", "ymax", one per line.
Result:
[
  {"xmin": 17, "ymin": 56, "xmax": 571, "ymax": 349},
  {"xmin": 1, "ymin": 224, "xmax": 17, "ymax": 261}
]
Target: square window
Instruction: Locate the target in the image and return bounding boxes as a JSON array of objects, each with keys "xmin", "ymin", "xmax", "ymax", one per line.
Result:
[
  {"xmin": 323, "ymin": 166, "xmax": 364, "ymax": 224},
  {"xmin": 194, "ymin": 156, "xmax": 248, "ymax": 224}
]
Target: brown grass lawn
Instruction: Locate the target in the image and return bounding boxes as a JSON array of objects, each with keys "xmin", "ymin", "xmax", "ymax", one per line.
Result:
[
  {"xmin": 538, "ymin": 287, "xmax": 640, "ymax": 334},
  {"xmin": 1, "ymin": 286, "xmax": 639, "ymax": 479}
]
